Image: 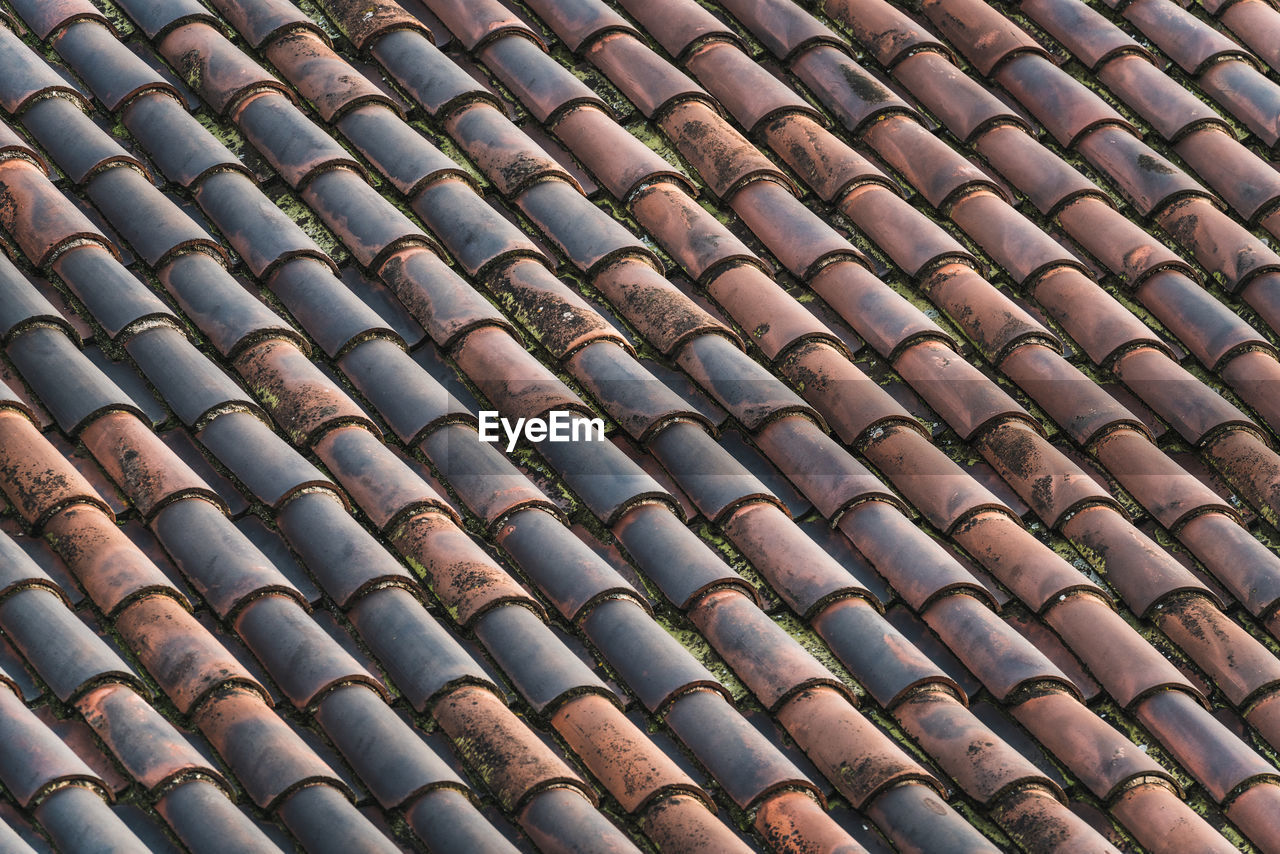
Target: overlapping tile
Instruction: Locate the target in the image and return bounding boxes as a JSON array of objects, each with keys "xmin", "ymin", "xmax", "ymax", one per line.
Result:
[{"xmin": 0, "ymin": 0, "xmax": 1277, "ymax": 849}]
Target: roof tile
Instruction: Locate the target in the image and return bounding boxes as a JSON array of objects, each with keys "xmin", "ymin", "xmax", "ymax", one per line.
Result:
[
  {"xmin": 76, "ymin": 682, "xmax": 223, "ymax": 791},
  {"xmin": 864, "ymin": 779, "xmax": 999, "ymax": 851},
  {"xmin": 1217, "ymin": 0, "xmax": 1280, "ymax": 66},
  {"xmin": 0, "ymin": 27, "xmax": 84, "ymax": 113},
  {"xmin": 160, "ymin": 23, "xmax": 294, "ymax": 115},
  {"xmin": 519, "ymin": 786, "xmax": 653, "ymax": 852},
  {"xmin": 35, "ymin": 786, "xmax": 152, "ymax": 851},
  {"xmin": 922, "ymin": 0, "xmax": 1051, "ymax": 75},
  {"xmin": 2, "ymin": 0, "xmax": 1280, "ymax": 845},
  {"xmin": 163, "ymin": 501, "xmax": 298, "ymax": 611},
  {"xmin": 823, "ymin": 0, "xmax": 953, "ymax": 67},
  {"xmin": 22, "ymin": 97, "xmax": 145, "ymax": 187},
  {"xmin": 56, "ymin": 23, "xmax": 179, "ymax": 114},
  {"xmin": 435, "ymin": 682, "xmax": 592, "ymax": 809},
  {"xmin": 3, "ymin": 585, "xmax": 144, "ymax": 701},
  {"xmin": 235, "ymin": 594, "xmax": 385, "ymax": 707},
  {"xmin": 842, "ymin": 501, "xmax": 995, "ymax": 610},
  {"xmin": 212, "ymin": 0, "xmax": 323, "ymax": 49},
  {"xmin": 154, "ymin": 779, "xmax": 284, "ymax": 852},
  {"xmin": 8, "ymin": 0, "xmax": 109, "ymax": 41},
  {"xmin": 665, "ymin": 688, "xmax": 820, "ymax": 809}
]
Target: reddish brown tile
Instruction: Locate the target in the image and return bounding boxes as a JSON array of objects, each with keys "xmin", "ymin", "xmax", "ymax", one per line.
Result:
[
  {"xmin": 44, "ymin": 504, "xmax": 184, "ymax": 615},
  {"xmin": 1224, "ymin": 781, "xmax": 1280, "ymax": 851},
  {"xmin": 684, "ymin": 40, "xmax": 820, "ymax": 134},
  {"xmin": 1046, "ymin": 593, "xmax": 1196, "ymax": 706},
  {"xmin": 1136, "ymin": 687, "xmax": 1280, "ymax": 802},
  {"xmin": 922, "ymin": 0, "xmax": 1049, "ymax": 75},
  {"xmin": 779, "ymin": 686, "xmax": 938, "ymax": 808},
  {"xmin": 434, "ymin": 683, "xmax": 590, "ymax": 810},
  {"xmin": 158, "ymin": 23, "xmax": 293, "ymax": 115},
  {"xmin": 1218, "ymin": 0, "xmax": 1280, "ymax": 67},
  {"xmin": 1155, "ymin": 596, "xmax": 1280, "ymax": 708},
  {"xmin": 1113, "ymin": 346, "xmax": 1258, "ymax": 445},
  {"xmin": 554, "ymin": 692, "xmax": 708, "ymax": 811},
  {"xmin": 0, "ymin": 160, "xmax": 113, "ymax": 267},
  {"xmin": 896, "ymin": 689, "xmax": 1057, "ymax": 804},
  {"xmin": 994, "ymin": 786, "xmax": 1117, "ymax": 853},
  {"xmin": 995, "ymin": 54, "xmax": 1132, "ymax": 148},
  {"xmin": 585, "ymin": 32, "xmax": 709, "ymax": 118},
  {"xmin": 662, "ymin": 100, "xmax": 795, "ymax": 201},
  {"xmin": 9, "ymin": 0, "xmax": 110, "ymax": 41},
  {"xmin": 556, "ymin": 106, "xmax": 692, "ymax": 198},
  {"xmin": 821, "ymin": 0, "xmax": 951, "ymax": 67},
  {"xmin": 233, "ymin": 339, "xmax": 374, "ymax": 444},
  {"xmin": 81, "ymin": 411, "xmax": 220, "ymax": 519},
  {"xmin": 0, "ymin": 410, "xmax": 110, "ymax": 526},
  {"xmin": 1013, "ymin": 691, "xmax": 1173, "ymax": 798},
  {"xmin": 264, "ymin": 30, "xmax": 398, "ymax": 122},
  {"xmin": 193, "ymin": 687, "xmax": 343, "ymax": 808},
  {"xmin": 115, "ymin": 593, "xmax": 261, "ymax": 712}
]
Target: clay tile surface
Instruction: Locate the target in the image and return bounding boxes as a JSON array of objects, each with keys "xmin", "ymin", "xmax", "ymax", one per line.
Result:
[
  {"xmin": 211, "ymin": 0, "xmax": 324, "ymax": 49},
  {"xmin": 322, "ymin": 0, "xmax": 429, "ymax": 51},
  {"xmin": 2, "ymin": 0, "xmax": 1280, "ymax": 849}
]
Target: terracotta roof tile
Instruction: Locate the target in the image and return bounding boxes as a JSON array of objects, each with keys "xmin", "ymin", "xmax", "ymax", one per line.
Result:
[{"xmin": 1, "ymin": 0, "xmax": 1279, "ymax": 847}]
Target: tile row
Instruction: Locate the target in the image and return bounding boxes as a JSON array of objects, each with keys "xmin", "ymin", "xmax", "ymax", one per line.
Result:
[
  {"xmin": 332, "ymin": 0, "xmax": 1280, "ymax": 845},
  {"xmin": 0, "ymin": 354, "xmax": 344, "ymax": 851},
  {"xmin": 140, "ymin": 13, "xmax": 947, "ymax": 846},
  {"xmin": 7, "ymin": 6, "xmax": 901, "ymax": 850},
  {"xmin": 0, "ymin": 40, "xmax": 595, "ymax": 851},
  {"xmin": 20, "ymin": 3, "xmax": 1100, "ymax": 850},
  {"xmin": 701, "ymin": 0, "xmax": 1280, "ymax": 636},
  {"xmin": 790, "ymin": 0, "xmax": 1280, "ymax": 602},
  {"xmin": 886, "ymin": 0, "xmax": 1280, "ymax": 340},
  {"xmin": 9, "ymin": 0, "xmax": 1279, "ymax": 848},
  {"xmin": 0, "ymin": 252, "xmax": 530, "ymax": 850},
  {"xmin": 422, "ymin": 0, "xmax": 1280, "ymax": 845}
]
